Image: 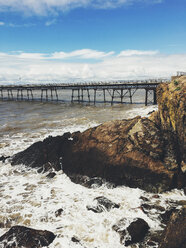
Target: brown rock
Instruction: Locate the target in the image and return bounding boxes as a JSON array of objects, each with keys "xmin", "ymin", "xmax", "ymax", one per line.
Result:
[
  {"xmin": 11, "ymin": 116, "xmax": 179, "ymax": 192},
  {"xmin": 159, "ymin": 207, "xmax": 186, "ymax": 248},
  {"xmin": 0, "ymin": 225, "xmax": 56, "ymax": 248}
]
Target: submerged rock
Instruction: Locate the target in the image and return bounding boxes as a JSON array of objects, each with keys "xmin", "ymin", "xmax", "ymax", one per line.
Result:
[
  {"xmin": 159, "ymin": 207, "xmax": 186, "ymax": 248},
  {"xmin": 0, "ymin": 225, "xmax": 56, "ymax": 248},
  {"xmin": 87, "ymin": 196, "xmax": 120, "ymax": 213},
  {"xmin": 112, "ymin": 218, "xmax": 150, "ymax": 246}
]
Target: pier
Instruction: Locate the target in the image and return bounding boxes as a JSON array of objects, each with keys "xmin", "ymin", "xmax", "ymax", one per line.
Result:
[{"xmin": 0, "ymin": 79, "xmax": 167, "ymax": 105}]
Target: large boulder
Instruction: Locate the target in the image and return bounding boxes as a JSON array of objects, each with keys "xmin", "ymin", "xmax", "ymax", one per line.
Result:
[
  {"xmin": 11, "ymin": 116, "xmax": 183, "ymax": 192},
  {"xmin": 0, "ymin": 225, "xmax": 56, "ymax": 248},
  {"xmin": 159, "ymin": 207, "xmax": 186, "ymax": 248},
  {"xmin": 112, "ymin": 218, "xmax": 150, "ymax": 246}
]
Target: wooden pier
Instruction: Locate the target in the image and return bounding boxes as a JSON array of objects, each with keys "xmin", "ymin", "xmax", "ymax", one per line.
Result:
[{"xmin": 0, "ymin": 79, "xmax": 167, "ymax": 105}]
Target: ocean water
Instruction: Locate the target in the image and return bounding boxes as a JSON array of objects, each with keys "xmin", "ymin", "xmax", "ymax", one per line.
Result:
[{"xmin": 0, "ymin": 99, "xmax": 185, "ymax": 248}]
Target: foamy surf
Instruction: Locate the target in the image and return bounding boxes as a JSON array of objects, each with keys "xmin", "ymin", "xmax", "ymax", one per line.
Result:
[{"xmin": 0, "ymin": 103, "xmax": 184, "ymax": 248}]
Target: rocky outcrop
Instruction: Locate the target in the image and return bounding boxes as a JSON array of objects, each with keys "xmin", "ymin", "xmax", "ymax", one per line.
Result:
[
  {"xmin": 12, "ymin": 116, "xmax": 180, "ymax": 193},
  {"xmin": 159, "ymin": 207, "xmax": 186, "ymax": 248},
  {"xmin": 153, "ymin": 76, "xmax": 186, "ymax": 172},
  {"xmin": 0, "ymin": 225, "xmax": 56, "ymax": 248}
]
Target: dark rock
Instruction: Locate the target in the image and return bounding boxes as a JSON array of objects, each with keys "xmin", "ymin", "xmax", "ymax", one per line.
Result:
[
  {"xmin": 141, "ymin": 203, "xmax": 165, "ymax": 214},
  {"xmin": 84, "ymin": 177, "xmax": 103, "ymax": 188},
  {"xmin": 112, "ymin": 218, "xmax": 150, "ymax": 246},
  {"xmin": 140, "ymin": 196, "xmax": 149, "ymax": 202},
  {"xmin": 152, "ymin": 194, "xmax": 160, "ymax": 199},
  {"xmin": 0, "ymin": 225, "xmax": 56, "ymax": 248},
  {"xmin": 55, "ymin": 208, "xmax": 63, "ymax": 217},
  {"xmin": 46, "ymin": 172, "xmax": 56, "ymax": 178},
  {"xmin": 184, "ymin": 187, "xmax": 186, "ymax": 195},
  {"xmin": 0, "ymin": 155, "xmax": 10, "ymax": 163},
  {"xmin": 125, "ymin": 218, "xmax": 150, "ymax": 246},
  {"xmin": 71, "ymin": 236, "xmax": 80, "ymax": 243},
  {"xmin": 160, "ymin": 207, "xmax": 178, "ymax": 224},
  {"xmin": 86, "ymin": 196, "xmax": 120, "ymax": 213},
  {"xmin": 159, "ymin": 207, "xmax": 186, "ymax": 248}
]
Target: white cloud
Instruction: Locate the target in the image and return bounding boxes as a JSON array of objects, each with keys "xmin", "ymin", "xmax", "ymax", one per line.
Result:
[
  {"xmin": 118, "ymin": 49, "xmax": 159, "ymax": 57},
  {"xmin": 0, "ymin": 49, "xmax": 185, "ymax": 85},
  {"xmin": 0, "ymin": 21, "xmax": 5, "ymax": 26},
  {"xmin": 45, "ymin": 19, "xmax": 56, "ymax": 26},
  {"xmin": 0, "ymin": 0, "xmax": 162, "ymax": 16},
  {"xmin": 51, "ymin": 49, "xmax": 115, "ymax": 59}
]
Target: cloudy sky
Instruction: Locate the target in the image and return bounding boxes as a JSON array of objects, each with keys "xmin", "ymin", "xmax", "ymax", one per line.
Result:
[{"xmin": 0, "ymin": 0, "xmax": 186, "ymax": 83}]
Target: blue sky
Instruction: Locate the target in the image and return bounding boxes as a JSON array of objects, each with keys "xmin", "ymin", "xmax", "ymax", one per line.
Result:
[{"xmin": 0, "ymin": 0, "xmax": 186, "ymax": 83}]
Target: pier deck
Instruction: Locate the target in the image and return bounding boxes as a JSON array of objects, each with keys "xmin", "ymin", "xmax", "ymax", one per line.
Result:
[{"xmin": 0, "ymin": 79, "xmax": 167, "ymax": 105}]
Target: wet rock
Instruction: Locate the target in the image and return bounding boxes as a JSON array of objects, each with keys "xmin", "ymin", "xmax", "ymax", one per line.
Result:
[
  {"xmin": 184, "ymin": 187, "xmax": 186, "ymax": 195},
  {"xmin": 113, "ymin": 218, "xmax": 150, "ymax": 246},
  {"xmin": 125, "ymin": 218, "xmax": 150, "ymax": 246},
  {"xmin": 87, "ymin": 196, "xmax": 120, "ymax": 213},
  {"xmin": 160, "ymin": 207, "xmax": 178, "ymax": 224},
  {"xmin": 0, "ymin": 155, "xmax": 10, "ymax": 163},
  {"xmin": 46, "ymin": 172, "xmax": 56, "ymax": 178},
  {"xmin": 141, "ymin": 203, "xmax": 165, "ymax": 214},
  {"xmin": 84, "ymin": 177, "xmax": 103, "ymax": 188},
  {"xmin": 55, "ymin": 208, "xmax": 63, "ymax": 217},
  {"xmin": 0, "ymin": 225, "xmax": 56, "ymax": 248},
  {"xmin": 71, "ymin": 236, "xmax": 80, "ymax": 243},
  {"xmin": 159, "ymin": 207, "xmax": 186, "ymax": 248},
  {"xmin": 140, "ymin": 196, "xmax": 149, "ymax": 202},
  {"xmin": 11, "ymin": 117, "xmax": 178, "ymax": 193}
]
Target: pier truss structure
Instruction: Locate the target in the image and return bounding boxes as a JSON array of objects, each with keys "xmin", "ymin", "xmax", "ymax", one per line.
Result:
[{"xmin": 0, "ymin": 79, "xmax": 168, "ymax": 105}]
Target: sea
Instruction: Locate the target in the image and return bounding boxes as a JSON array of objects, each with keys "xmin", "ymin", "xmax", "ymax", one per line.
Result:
[{"xmin": 0, "ymin": 93, "xmax": 185, "ymax": 248}]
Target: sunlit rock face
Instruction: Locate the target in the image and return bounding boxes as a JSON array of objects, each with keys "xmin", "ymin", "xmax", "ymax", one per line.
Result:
[
  {"xmin": 155, "ymin": 76, "xmax": 186, "ymax": 169},
  {"xmin": 11, "ymin": 116, "xmax": 178, "ymax": 193}
]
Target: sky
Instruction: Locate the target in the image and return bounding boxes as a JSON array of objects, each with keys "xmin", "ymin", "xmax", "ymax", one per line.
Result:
[{"xmin": 0, "ymin": 0, "xmax": 186, "ymax": 83}]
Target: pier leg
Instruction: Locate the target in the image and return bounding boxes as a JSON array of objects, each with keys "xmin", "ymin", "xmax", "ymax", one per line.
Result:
[
  {"xmin": 0, "ymin": 90, "xmax": 3, "ymax": 100},
  {"xmin": 51, "ymin": 89, "xmax": 53, "ymax": 100},
  {"xmin": 46, "ymin": 89, "xmax": 48, "ymax": 101},
  {"xmin": 71, "ymin": 89, "xmax": 74, "ymax": 103},
  {"xmin": 103, "ymin": 89, "xmax": 106, "ymax": 103},
  {"xmin": 111, "ymin": 89, "xmax": 115, "ymax": 105},
  {"xmin": 129, "ymin": 89, "xmax": 132, "ymax": 104},
  {"xmin": 94, "ymin": 89, "xmax": 96, "ymax": 105},
  {"xmin": 41, "ymin": 90, "xmax": 43, "ymax": 101},
  {"xmin": 55, "ymin": 89, "xmax": 58, "ymax": 101},
  {"xmin": 121, "ymin": 89, "xmax": 123, "ymax": 103},
  {"xmin": 7, "ymin": 90, "xmax": 10, "ymax": 100},
  {"xmin": 27, "ymin": 90, "xmax": 30, "ymax": 100},
  {"xmin": 81, "ymin": 89, "xmax": 84, "ymax": 102},
  {"xmin": 78, "ymin": 89, "xmax": 80, "ymax": 102},
  {"xmin": 153, "ymin": 89, "xmax": 157, "ymax": 105},
  {"xmin": 31, "ymin": 90, "xmax": 33, "ymax": 100},
  {"xmin": 21, "ymin": 90, "xmax": 23, "ymax": 100},
  {"xmin": 17, "ymin": 89, "xmax": 20, "ymax": 100},
  {"xmin": 87, "ymin": 89, "xmax": 90, "ymax": 103},
  {"xmin": 145, "ymin": 89, "xmax": 148, "ymax": 106}
]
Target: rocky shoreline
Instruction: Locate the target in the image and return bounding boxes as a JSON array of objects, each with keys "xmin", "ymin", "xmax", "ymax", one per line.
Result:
[{"xmin": 0, "ymin": 76, "xmax": 185, "ymax": 247}]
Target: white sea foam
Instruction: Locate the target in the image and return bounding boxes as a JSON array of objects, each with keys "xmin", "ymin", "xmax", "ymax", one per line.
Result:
[{"xmin": 0, "ymin": 104, "xmax": 185, "ymax": 248}]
